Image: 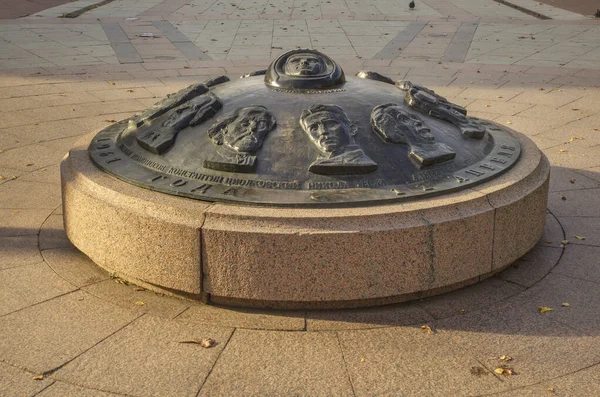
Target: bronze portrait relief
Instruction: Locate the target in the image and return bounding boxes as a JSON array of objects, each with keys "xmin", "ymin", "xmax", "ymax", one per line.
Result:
[
  {"xmin": 371, "ymin": 103, "xmax": 456, "ymax": 168},
  {"xmin": 300, "ymin": 104, "xmax": 377, "ymax": 175},
  {"xmin": 203, "ymin": 105, "xmax": 277, "ymax": 173}
]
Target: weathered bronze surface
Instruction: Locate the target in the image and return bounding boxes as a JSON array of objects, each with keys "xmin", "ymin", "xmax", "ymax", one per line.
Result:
[{"xmin": 89, "ymin": 49, "xmax": 521, "ymax": 207}]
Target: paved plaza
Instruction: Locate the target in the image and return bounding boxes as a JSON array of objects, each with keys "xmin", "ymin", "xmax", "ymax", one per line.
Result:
[{"xmin": 1, "ymin": 0, "xmax": 600, "ymax": 395}]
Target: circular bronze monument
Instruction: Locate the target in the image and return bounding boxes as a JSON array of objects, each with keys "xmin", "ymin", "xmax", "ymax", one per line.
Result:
[{"xmin": 62, "ymin": 50, "xmax": 549, "ymax": 308}]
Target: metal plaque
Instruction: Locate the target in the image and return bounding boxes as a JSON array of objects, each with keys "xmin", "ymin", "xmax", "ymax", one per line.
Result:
[{"xmin": 89, "ymin": 49, "xmax": 521, "ymax": 207}]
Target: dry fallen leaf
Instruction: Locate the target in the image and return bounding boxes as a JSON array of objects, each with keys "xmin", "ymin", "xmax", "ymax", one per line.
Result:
[
  {"xmin": 33, "ymin": 375, "xmax": 44, "ymax": 380},
  {"xmin": 135, "ymin": 301, "xmax": 145, "ymax": 306},
  {"xmin": 547, "ymin": 387, "xmax": 555, "ymax": 393},
  {"xmin": 105, "ymin": 119, "xmax": 117, "ymax": 123},
  {"xmin": 360, "ymin": 357, "xmax": 365, "ymax": 362},
  {"xmin": 134, "ymin": 286, "xmax": 146, "ymax": 291},
  {"xmin": 420, "ymin": 325, "xmax": 435, "ymax": 334},
  {"xmin": 183, "ymin": 65, "xmax": 191, "ymax": 69},
  {"xmin": 126, "ymin": 89, "xmax": 134, "ymax": 92},
  {"xmin": 180, "ymin": 338, "xmax": 217, "ymax": 348},
  {"xmin": 561, "ymin": 239, "xmax": 569, "ymax": 245},
  {"xmin": 108, "ymin": 81, "xmax": 116, "ymax": 85},
  {"xmin": 499, "ymin": 355, "xmax": 513, "ymax": 362},
  {"xmin": 539, "ymin": 306, "xmax": 554, "ymax": 314},
  {"xmin": 557, "ymin": 149, "xmax": 567, "ymax": 154},
  {"xmin": 574, "ymin": 235, "xmax": 586, "ymax": 240},
  {"xmin": 562, "ymin": 302, "xmax": 570, "ymax": 307},
  {"xmin": 0, "ymin": 176, "xmax": 4, "ymax": 180},
  {"xmin": 494, "ymin": 366, "xmax": 516, "ymax": 376}
]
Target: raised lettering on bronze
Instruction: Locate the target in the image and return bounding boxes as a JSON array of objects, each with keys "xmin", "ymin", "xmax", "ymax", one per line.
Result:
[
  {"xmin": 465, "ymin": 169, "xmax": 484, "ymax": 177},
  {"xmin": 191, "ymin": 184, "xmax": 212, "ymax": 194},
  {"xmin": 300, "ymin": 104, "xmax": 377, "ymax": 175},
  {"xmin": 203, "ymin": 106, "xmax": 277, "ymax": 173},
  {"xmin": 371, "ymin": 103, "xmax": 456, "ymax": 168},
  {"xmin": 171, "ymin": 179, "xmax": 187, "ymax": 187},
  {"xmin": 490, "ymin": 157, "xmax": 508, "ymax": 164},
  {"xmin": 498, "ymin": 151, "xmax": 513, "ymax": 157},
  {"xmin": 480, "ymin": 163, "xmax": 495, "ymax": 170}
]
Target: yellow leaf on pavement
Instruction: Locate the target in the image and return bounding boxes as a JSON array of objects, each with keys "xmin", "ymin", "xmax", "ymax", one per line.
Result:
[{"xmin": 539, "ymin": 306, "xmax": 554, "ymax": 313}]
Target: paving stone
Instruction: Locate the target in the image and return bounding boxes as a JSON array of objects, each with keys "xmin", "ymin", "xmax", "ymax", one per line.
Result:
[
  {"xmin": 37, "ymin": 381, "xmax": 117, "ymax": 397},
  {"xmin": 306, "ymin": 302, "xmax": 432, "ymax": 331},
  {"xmin": 435, "ymin": 298, "xmax": 600, "ymax": 391},
  {"xmin": 549, "ymin": 166, "xmax": 600, "ymax": 192},
  {"xmin": 39, "ymin": 214, "xmax": 71, "ymax": 251},
  {"xmin": 338, "ymin": 325, "xmax": 502, "ymax": 396},
  {"xmin": 548, "ymin": 188, "xmax": 600, "ymax": 217},
  {"xmin": 556, "ymin": 216, "xmax": 600, "ymax": 248},
  {"xmin": 497, "ymin": 245, "xmax": 563, "ymax": 287},
  {"xmin": 0, "ymin": 234, "xmax": 42, "ymax": 270},
  {"xmin": 536, "ymin": 211, "xmax": 564, "ymax": 248},
  {"xmin": 516, "ymin": 273, "xmax": 600, "ymax": 334},
  {"xmin": 0, "ymin": 180, "xmax": 61, "ymax": 210},
  {"xmin": 0, "ymin": 290, "xmax": 139, "ymax": 373},
  {"xmin": 55, "ymin": 315, "xmax": 233, "ymax": 397},
  {"xmin": 0, "ymin": 208, "xmax": 53, "ymax": 238},
  {"xmin": 199, "ymin": 329, "xmax": 353, "ymax": 396},
  {"xmin": 418, "ymin": 277, "xmax": 525, "ymax": 319},
  {"xmin": 176, "ymin": 304, "xmax": 305, "ymax": 331},
  {"xmin": 0, "ymin": 361, "xmax": 53, "ymax": 396},
  {"xmin": 552, "ymin": 244, "xmax": 600, "ymax": 284},
  {"xmin": 82, "ymin": 279, "xmax": 190, "ymax": 319},
  {"xmin": 42, "ymin": 246, "xmax": 109, "ymax": 288},
  {"xmin": 0, "ymin": 261, "xmax": 76, "ymax": 316}
]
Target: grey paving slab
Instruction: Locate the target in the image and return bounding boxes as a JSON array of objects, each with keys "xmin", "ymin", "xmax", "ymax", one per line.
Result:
[
  {"xmin": 444, "ymin": 22, "xmax": 479, "ymax": 63},
  {"xmin": 37, "ymin": 381, "xmax": 119, "ymax": 396},
  {"xmin": 552, "ymin": 244, "xmax": 600, "ymax": 284},
  {"xmin": 306, "ymin": 302, "xmax": 433, "ymax": 331},
  {"xmin": 39, "ymin": 214, "xmax": 72, "ymax": 251},
  {"xmin": 497, "ymin": 245, "xmax": 563, "ymax": 287},
  {"xmin": 418, "ymin": 276, "xmax": 525, "ymax": 319},
  {"xmin": 0, "ymin": 290, "xmax": 139, "ymax": 374},
  {"xmin": 0, "ymin": 234, "xmax": 42, "ymax": 270},
  {"xmin": 536, "ymin": 211, "xmax": 565, "ymax": 248},
  {"xmin": 548, "ymin": 188, "xmax": 600, "ymax": 217},
  {"xmin": 42, "ymin": 246, "xmax": 110, "ymax": 288},
  {"xmin": 55, "ymin": 315, "xmax": 233, "ymax": 397},
  {"xmin": 176, "ymin": 304, "xmax": 305, "ymax": 331},
  {"xmin": 199, "ymin": 329, "xmax": 354, "ymax": 396},
  {"xmin": 516, "ymin": 273, "xmax": 600, "ymax": 334},
  {"xmin": 0, "ymin": 262, "xmax": 76, "ymax": 316},
  {"xmin": 374, "ymin": 21, "xmax": 427, "ymax": 60},
  {"xmin": 82, "ymin": 279, "xmax": 191, "ymax": 318},
  {"xmin": 436, "ymin": 297, "xmax": 600, "ymax": 391},
  {"xmin": 100, "ymin": 23, "xmax": 143, "ymax": 64},
  {"xmin": 338, "ymin": 325, "xmax": 503, "ymax": 396},
  {"xmin": 0, "ymin": 361, "xmax": 53, "ymax": 396},
  {"xmin": 555, "ymin": 216, "xmax": 600, "ymax": 248}
]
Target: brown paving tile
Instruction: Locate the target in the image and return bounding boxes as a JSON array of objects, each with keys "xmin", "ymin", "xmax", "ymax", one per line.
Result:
[
  {"xmin": 0, "ymin": 290, "xmax": 139, "ymax": 374},
  {"xmin": 418, "ymin": 277, "xmax": 525, "ymax": 319},
  {"xmin": 39, "ymin": 214, "xmax": 71, "ymax": 251},
  {"xmin": 199, "ymin": 329, "xmax": 354, "ymax": 396},
  {"xmin": 0, "ymin": 234, "xmax": 42, "ymax": 270},
  {"xmin": 338, "ymin": 325, "xmax": 502, "ymax": 396},
  {"xmin": 82, "ymin": 279, "xmax": 190, "ymax": 319},
  {"xmin": 435, "ymin": 298, "xmax": 600, "ymax": 391},
  {"xmin": 497, "ymin": 245, "xmax": 563, "ymax": 287},
  {"xmin": 552, "ymin": 244, "xmax": 600, "ymax": 284},
  {"xmin": 37, "ymin": 381, "xmax": 118, "ymax": 397},
  {"xmin": 176, "ymin": 304, "xmax": 305, "ymax": 331},
  {"xmin": 0, "ymin": 144, "xmax": 67, "ymax": 171},
  {"xmin": 0, "ymin": 361, "xmax": 52, "ymax": 396},
  {"xmin": 0, "ymin": 262, "xmax": 76, "ymax": 316},
  {"xmin": 55, "ymin": 315, "xmax": 233, "ymax": 397},
  {"xmin": 17, "ymin": 164, "xmax": 61, "ymax": 185},
  {"xmin": 0, "ymin": 180, "xmax": 61, "ymax": 210},
  {"xmin": 42, "ymin": 246, "xmax": 109, "ymax": 288},
  {"xmin": 306, "ymin": 302, "xmax": 432, "ymax": 331},
  {"xmin": 0, "ymin": 208, "xmax": 53, "ymax": 238}
]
